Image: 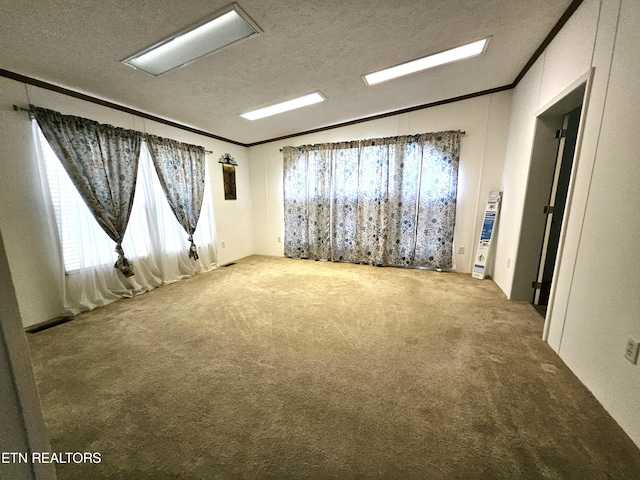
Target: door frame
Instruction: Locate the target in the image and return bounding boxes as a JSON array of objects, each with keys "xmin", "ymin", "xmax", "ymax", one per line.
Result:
[
  {"xmin": 510, "ymin": 69, "xmax": 594, "ymax": 340},
  {"xmin": 541, "ymin": 69, "xmax": 595, "ymax": 342}
]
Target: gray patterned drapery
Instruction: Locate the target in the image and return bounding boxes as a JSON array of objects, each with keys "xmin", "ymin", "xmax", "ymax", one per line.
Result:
[
  {"xmin": 33, "ymin": 106, "xmax": 141, "ymax": 277},
  {"xmin": 146, "ymin": 136, "xmax": 206, "ymax": 260},
  {"xmin": 283, "ymin": 131, "xmax": 460, "ymax": 269}
]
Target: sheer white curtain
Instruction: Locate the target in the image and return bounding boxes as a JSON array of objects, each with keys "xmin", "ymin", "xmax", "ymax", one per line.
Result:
[{"xmin": 35, "ymin": 122, "xmax": 218, "ymax": 315}]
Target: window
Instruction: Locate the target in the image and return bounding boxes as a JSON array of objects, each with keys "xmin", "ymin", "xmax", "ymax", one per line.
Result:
[
  {"xmin": 38, "ymin": 126, "xmax": 214, "ymax": 273},
  {"xmin": 39, "ymin": 127, "xmax": 145, "ymax": 271},
  {"xmin": 282, "ymin": 132, "xmax": 460, "ymax": 268}
]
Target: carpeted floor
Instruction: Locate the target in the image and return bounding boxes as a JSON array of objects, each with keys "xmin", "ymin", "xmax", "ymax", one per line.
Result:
[{"xmin": 27, "ymin": 255, "xmax": 640, "ymax": 479}]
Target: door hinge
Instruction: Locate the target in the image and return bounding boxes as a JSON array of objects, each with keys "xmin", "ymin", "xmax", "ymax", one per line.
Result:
[
  {"xmin": 555, "ymin": 129, "xmax": 566, "ymax": 138},
  {"xmin": 532, "ymin": 281, "xmax": 543, "ymax": 289},
  {"xmin": 543, "ymin": 205, "xmax": 554, "ymax": 214}
]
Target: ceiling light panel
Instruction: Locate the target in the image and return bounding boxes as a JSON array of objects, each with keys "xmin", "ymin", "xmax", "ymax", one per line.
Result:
[
  {"xmin": 123, "ymin": 3, "xmax": 262, "ymax": 76},
  {"xmin": 241, "ymin": 92, "xmax": 326, "ymax": 120},
  {"xmin": 363, "ymin": 38, "xmax": 490, "ymax": 86}
]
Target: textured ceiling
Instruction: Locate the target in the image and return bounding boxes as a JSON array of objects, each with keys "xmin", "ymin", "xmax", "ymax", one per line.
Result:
[{"xmin": 0, "ymin": 0, "xmax": 574, "ymax": 145}]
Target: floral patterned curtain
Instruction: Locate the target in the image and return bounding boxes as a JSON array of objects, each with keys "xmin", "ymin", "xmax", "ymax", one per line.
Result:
[
  {"xmin": 33, "ymin": 106, "xmax": 141, "ymax": 277},
  {"xmin": 379, "ymin": 137, "xmax": 423, "ymax": 266},
  {"xmin": 306, "ymin": 145, "xmax": 333, "ymax": 260},
  {"xmin": 283, "ymin": 146, "xmax": 309, "ymax": 259},
  {"xmin": 414, "ymin": 132, "xmax": 461, "ymax": 267},
  {"xmin": 282, "ymin": 131, "xmax": 460, "ymax": 269},
  {"xmin": 146, "ymin": 135, "xmax": 205, "ymax": 260},
  {"xmin": 331, "ymin": 142, "xmax": 360, "ymax": 263},
  {"xmin": 354, "ymin": 140, "xmax": 389, "ymax": 265}
]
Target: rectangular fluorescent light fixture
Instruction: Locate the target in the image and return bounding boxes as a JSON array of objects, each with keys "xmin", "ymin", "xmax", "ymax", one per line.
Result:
[
  {"xmin": 122, "ymin": 3, "xmax": 261, "ymax": 76},
  {"xmin": 363, "ymin": 37, "xmax": 490, "ymax": 86},
  {"xmin": 240, "ymin": 92, "xmax": 326, "ymax": 120}
]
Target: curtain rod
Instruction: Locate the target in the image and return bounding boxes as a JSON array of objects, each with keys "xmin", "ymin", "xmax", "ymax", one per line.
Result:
[
  {"xmin": 12, "ymin": 104, "xmax": 214, "ymax": 154},
  {"xmin": 13, "ymin": 104, "xmax": 32, "ymax": 115},
  {"xmin": 278, "ymin": 131, "xmax": 466, "ymax": 152}
]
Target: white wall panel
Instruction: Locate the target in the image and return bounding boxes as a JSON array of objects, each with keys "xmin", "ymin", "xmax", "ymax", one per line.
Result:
[
  {"xmin": 0, "ymin": 79, "xmax": 65, "ymax": 326},
  {"xmin": 0, "ymin": 79, "xmax": 255, "ymax": 325},
  {"xmin": 492, "ymin": 58, "xmax": 545, "ymax": 294},
  {"xmin": 495, "ymin": 0, "xmax": 639, "ymax": 447},
  {"xmin": 538, "ymin": 0, "xmax": 600, "ymax": 108},
  {"xmin": 249, "ymin": 92, "xmax": 512, "ymax": 275},
  {"xmin": 556, "ymin": 0, "xmax": 640, "ymax": 447},
  {"xmin": 546, "ymin": 0, "xmax": 621, "ymax": 350}
]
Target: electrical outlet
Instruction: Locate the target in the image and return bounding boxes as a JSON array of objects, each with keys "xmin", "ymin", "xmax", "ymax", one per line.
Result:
[
  {"xmin": 458, "ymin": 246, "xmax": 465, "ymax": 254},
  {"xmin": 277, "ymin": 236, "xmax": 281, "ymax": 243},
  {"xmin": 507, "ymin": 258, "xmax": 512, "ymax": 269},
  {"xmin": 221, "ymin": 241, "xmax": 226, "ymax": 248},
  {"xmin": 624, "ymin": 338, "xmax": 639, "ymax": 364}
]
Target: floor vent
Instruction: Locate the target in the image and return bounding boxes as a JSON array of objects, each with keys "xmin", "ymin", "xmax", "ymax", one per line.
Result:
[{"xmin": 26, "ymin": 316, "xmax": 74, "ymax": 334}]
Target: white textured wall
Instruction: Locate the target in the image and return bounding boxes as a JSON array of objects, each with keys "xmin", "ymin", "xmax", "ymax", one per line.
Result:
[
  {"xmin": 555, "ymin": 0, "xmax": 640, "ymax": 448},
  {"xmin": 0, "ymin": 231, "xmax": 55, "ymax": 479},
  {"xmin": 249, "ymin": 91, "xmax": 512, "ymax": 275},
  {"xmin": 494, "ymin": 0, "xmax": 640, "ymax": 447},
  {"xmin": 0, "ymin": 79, "xmax": 255, "ymax": 326},
  {"xmin": 0, "ymin": 79, "xmax": 65, "ymax": 328}
]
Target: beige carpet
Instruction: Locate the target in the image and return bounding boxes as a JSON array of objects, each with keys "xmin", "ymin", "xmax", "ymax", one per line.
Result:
[{"xmin": 27, "ymin": 255, "xmax": 640, "ymax": 479}]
